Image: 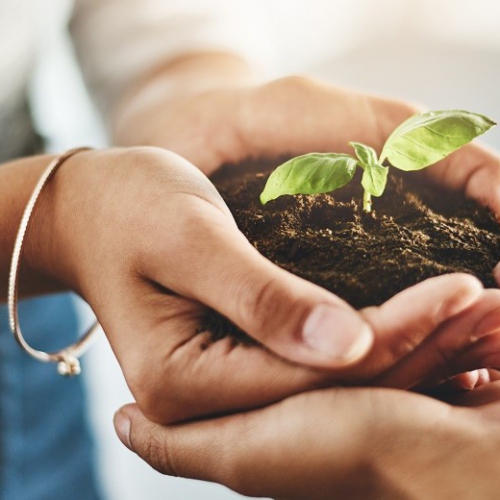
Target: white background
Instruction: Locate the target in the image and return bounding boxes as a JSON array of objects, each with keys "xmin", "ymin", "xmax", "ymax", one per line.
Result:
[{"xmin": 33, "ymin": 1, "xmax": 500, "ymax": 499}]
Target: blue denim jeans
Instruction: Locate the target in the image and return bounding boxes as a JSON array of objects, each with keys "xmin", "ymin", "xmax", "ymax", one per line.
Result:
[{"xmin": 0, "ymin": 293, "xmax": 103, "ymax": 500}]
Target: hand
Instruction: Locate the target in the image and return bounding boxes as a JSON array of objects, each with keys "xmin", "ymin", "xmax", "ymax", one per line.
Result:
[
  {"xmin": 115, "ymin": 70, "xmax": 500, "ymax": 217},
  {"xmin": 114, "ymin": 377, "xmax": 500, "ymax": 500},
  {"xmin": 21, "ymin": 147, "xmax": 500, "ymax": 425},
  {"xmin": 103, "ymin": 64, "xmax": 500, "ymax": 419},
  {"xmin": 114, "ymin": 71, "xmax": 500, "ymax": 392},
  {"xmin": 115, "ymin": 74, "xmax": 418, "ymax": 175}
]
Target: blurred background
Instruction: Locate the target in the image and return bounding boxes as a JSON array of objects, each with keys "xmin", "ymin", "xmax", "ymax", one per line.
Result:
[{"xmin": 28, "ymin": 0, "xmax": 500, "ymax": 499}]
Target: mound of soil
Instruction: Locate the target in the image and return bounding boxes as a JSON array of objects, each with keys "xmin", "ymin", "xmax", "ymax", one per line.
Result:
[{"xmin": 204, "ymin": 159, "xmax": 500, "ymax": 340}]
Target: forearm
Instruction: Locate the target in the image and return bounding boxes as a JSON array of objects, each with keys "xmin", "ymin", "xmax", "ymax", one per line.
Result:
[
  {"xmin": 112, "ymin": 52, "xmax": 255, "ymax": 147},
  {"xmin": 0, "ymin": 154, "xmax": 65, "ymax": 300}
]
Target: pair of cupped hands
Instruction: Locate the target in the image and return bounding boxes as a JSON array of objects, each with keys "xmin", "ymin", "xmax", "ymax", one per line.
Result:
[{"xmin": 32, "ymin": 77, "xmax": 500, "ymax": 498}]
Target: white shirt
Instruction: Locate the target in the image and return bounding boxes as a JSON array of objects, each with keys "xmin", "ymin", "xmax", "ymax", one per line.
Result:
[
  {"xmin": 1, "ymin": 0, "xmax": 499, "ymax": 158},
  {"xmin": 0, "ymin": 0, "xmax": 256, "ymax": 157}
]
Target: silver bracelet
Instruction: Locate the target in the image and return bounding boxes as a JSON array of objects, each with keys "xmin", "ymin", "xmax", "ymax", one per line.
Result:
[{"xmin": 8, "ymin": 147, "xmax": 100, "ymax": 376}]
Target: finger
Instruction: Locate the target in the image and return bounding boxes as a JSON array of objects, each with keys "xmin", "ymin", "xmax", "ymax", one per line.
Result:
[
  {"xmin": 113, "ymin": 403, "xmax": 259, "ymax": 492},
  {"xmin": 145, "ymin": 198, "xmax": 373, "ymax": 370},
  {"xmin": 423, "ymin": 143, "xmax": 500, "ymax": 216},
  {"xmin": 448, "ymin": 381, "xmax": 500, "ymax": 409},
  {"xmin": 431, "ymin": 329, "xmax": 500, "ymax": 385},
  {"xmin": 117, "ymin": 257, "xmax": 481, "ymax": 424},
  {"xmin": 447, "ymin": 371, "xmax": 481, "ymax": 391},
  {"xmin": 349, "ymin": 274, "xmax": 483, "ymax": 381},
  {"xmin": 486, "ymin": 369, "xmax": 500, "ymax": 381},
  {"xmin": 113, "ymin": 396, "xmax": 357, "ymax": 500},
  {"xmin": 375, "ymin": 289, "xmax": 500, "ymax": 389},
  {"xmin": 476, "ymin": 368, "xmax": 492, "ymax": 386},
  {"xmin": 114, "ymin": 399, "xmax": 351, "ymax": 499},
  {"xmin": 445, "ymin": 369, "xmax": 491, "ymax": 391},
  {"xmin": 451, "ymin": 369, "xmax": 491, "ymax": 390},
  {"xmin": 428, "ymin": 369, "xmax": 490, "ymax": 398},
  {"xmin": 99, "ymin": 280, "xmax": 343, "ymax": 424},
  {"xmin": 114, "ymin": 388, "xmax": 451, "ymax": 500}
]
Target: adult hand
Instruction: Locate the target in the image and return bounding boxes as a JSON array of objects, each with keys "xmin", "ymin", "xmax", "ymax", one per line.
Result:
[
  {"xmin": 115, "ymin": 66, "xmax": 500, "ymax": 216},
  {"xmin": 16, "ymin": 147, "xmax": 500, "ymax": 424},
  {"xmin": 114, "ymin": 67, "xmax": 500, "ymax": 394},
  {"xmin": 114, "ymin": 377, "xmax": 500, "ymax": 500},
  {"xmin": 115, "ymin": 71, "xmax": 418, "ymax": 175}
]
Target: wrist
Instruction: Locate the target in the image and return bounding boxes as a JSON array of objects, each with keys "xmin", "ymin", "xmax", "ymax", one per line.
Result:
[
  {"xmin": 113, "ymin": 52, "xmax": 255, "ymax": 147},
  {"xmin": 0, "ymin": 154, "xmax": 65, "ymax": 298},
  {"xmin": 22, "ymin": 149, "xmax": 99, "ymax": 296},
  {"xmin": 24, "ymin": 146, "xmax": 203, "ymax": 303}
]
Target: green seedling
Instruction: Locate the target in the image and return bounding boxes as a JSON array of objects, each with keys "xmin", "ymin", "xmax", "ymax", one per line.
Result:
[{"xmin": 260, "ymin": 110, "xmax": 496, "ymax": 212}]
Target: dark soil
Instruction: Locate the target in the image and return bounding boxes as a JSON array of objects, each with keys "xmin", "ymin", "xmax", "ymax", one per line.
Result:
[{"xmin": 203, "ymin": 159, "xmax": 500, "ymax": 340}]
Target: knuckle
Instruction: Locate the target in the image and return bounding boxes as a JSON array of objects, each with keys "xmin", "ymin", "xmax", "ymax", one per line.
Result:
[
  {"xmin": 143, "ymin": 430, "xmax": 179, "ymax": 476},
  {"xmin": 118, "ymin": 145, "xmax": 171, "ymax": 164},
  {"xmin": 234, "ymin": 269, "xmax": 310, "ymax": 348},
  {"xmin": 135, "ymin": 393, "xmax": 169, "ymax": 426},
  {"xmin": 131, "ymin": 387, "xmax": 169, "ymax": 425},
  {"xmin": 114, "ymin": 145, "xmax": 199, "ymax": 185},
  {"xmin": 125, "ymin": 361, "xmax": 179, "ymax": 425},
  {"xmin": 385, "ymin": 333, "xmax": 424, "ymax": 369},
  {"xmin": 257, "ymin": 75, "xmax": 316, "ymax": 105},
  {"xmin": 278, "ymin": 74, "xmax": 315, "ymax": 92},
  {"xmin": 113, "ymin": 146, "xmax": 169, "ymax": 175},
  {"xmin": 236, "ymin": 273, "xmax": 281, "ymax": 339},
  {"xmin": 434, "ymin": 274, "xmax": 482, "ymax": 323}
]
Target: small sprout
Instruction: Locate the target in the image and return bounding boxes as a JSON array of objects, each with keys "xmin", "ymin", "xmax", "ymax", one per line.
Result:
[{"xmin": 260, "ymin": 110, "xmax": 496, "ymax": 212}]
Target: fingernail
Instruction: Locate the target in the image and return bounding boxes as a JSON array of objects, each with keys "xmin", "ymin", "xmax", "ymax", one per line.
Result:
[
  {"xmin": 476, "ymin": 368, "xmax": 490, "ymax": 387},
  {"xmin": 302, "ymin": 304, "xmax": 373, "ymax": 364},
  {"xmin": 114, "ymin": 410, "xmax": 132, "ymax": 450},
  {"xmin": 455, "ymin": 370, "xmax": 479, "ymax": 391}
]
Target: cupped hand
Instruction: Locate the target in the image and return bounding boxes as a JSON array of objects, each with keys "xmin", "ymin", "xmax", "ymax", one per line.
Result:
[
  {"xmin": 117, "ymin": 73, "xmax": 500, "ymax": 216},
  {"xmin": 116, "ymin": 75, "xmax": 418, "ymax": 175},
  {"xmin": 116, "ymin": 74, "xmax": 500, "ymax": 399},
  {"xmin": 114, "ymin": 378, "xmax": 500, "ymax": 500},
  {"xmin": 26, "ymin": 147, "xmax": 500, "ymax": 424}
]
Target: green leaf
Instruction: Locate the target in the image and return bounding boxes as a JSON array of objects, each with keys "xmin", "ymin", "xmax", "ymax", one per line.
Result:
[
  {"xmin": 350, "ymin": 141, "xmax": 379, "ymax": 169},
  {"xmin": 380, "ymin": 110, "xmax": 496, "ymax": 171},
  {"xmin": 260, "ymin": 153, "xmax": 358, "ymax": 204},
  {"xmin": 350, "ymin": 142, "xmax": 388, "ymax": 197}
]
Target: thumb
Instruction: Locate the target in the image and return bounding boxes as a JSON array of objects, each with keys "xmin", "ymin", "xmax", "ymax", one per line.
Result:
[
  {"xmin": 154, "ymin": 205, "xmax": 373, "ymax": 369},
  {"xmin": 113, "ymin": 402, "xmax": 283, "ymax": 498},
  {"xmin": 113, "ymin": 403, "xmax": 243, "ymax": 482},
  {"xmin": 223, "ymin": 258, "xmax": 375, "ymax": 368}
]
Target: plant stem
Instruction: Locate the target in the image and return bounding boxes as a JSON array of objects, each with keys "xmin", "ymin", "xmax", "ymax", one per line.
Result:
[{"xmin": 363, "ymin": 190, "xmax": 372, "ymax": 213}]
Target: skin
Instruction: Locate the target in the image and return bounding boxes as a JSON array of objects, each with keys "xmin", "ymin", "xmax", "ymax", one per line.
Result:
[
  {"xmin": 102, "ymin": 52, "xmax": 500, "ymax": 495},
  {"xmin": 113, "ymin": 53, "xmax": 500, "ymax": 218},
  {"xmin": 3, "ymin": 53, "xmax": 500, "ymax": 449},
  {"xmin": 114, "ymin": 52, "xmax": 500, "ymax": 389},
  {"xmin": 3, "ymin": 148, "xmax": 499, "ymax": 428},
  {"xmin": 113, "ymin": 54, "xmax": 418, "ymax": 177},
  {"xmin": 115, "ymin": 377, "xmax": 500, "ymax": 500}
]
